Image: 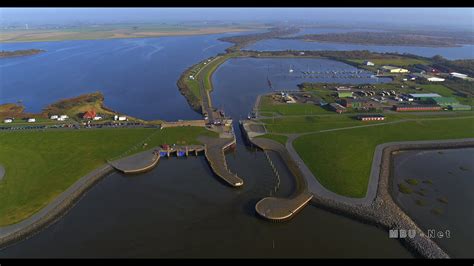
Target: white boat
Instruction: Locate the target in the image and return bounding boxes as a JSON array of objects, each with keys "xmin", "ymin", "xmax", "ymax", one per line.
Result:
[{"xmin": 289, "ymin": 65, "xmax": 294, "ymax": 73}]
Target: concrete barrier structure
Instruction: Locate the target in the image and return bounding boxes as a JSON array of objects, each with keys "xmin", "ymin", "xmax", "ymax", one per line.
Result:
[
  {"xmin": 198, "ymin": 136, "xmax": 243, "ymax": 187},
  {"xmin": 109, "ymin": 148, "xmax": 161, "ymax": 174},
  {"xmin": 160, "ymin": 120, "xmax": 206, "ymax": 128}
]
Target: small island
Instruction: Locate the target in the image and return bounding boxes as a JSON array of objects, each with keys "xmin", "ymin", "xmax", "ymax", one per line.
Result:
[{"xmin": 0, "ymin": 49, "xmax": 45, "ymax": 58}]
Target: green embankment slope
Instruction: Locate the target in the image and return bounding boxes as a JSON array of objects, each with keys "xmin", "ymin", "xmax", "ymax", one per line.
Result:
[
  {"xmin": 293, "ymin": 117, "xmax": 474, "ymax": 198},
  {"xmin": 0, "ymin": 127, "xmax": 216, "ymax": 226}
]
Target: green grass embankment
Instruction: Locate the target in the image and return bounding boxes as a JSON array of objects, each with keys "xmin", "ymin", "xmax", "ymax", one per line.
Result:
[
  {"xmin": 0, "ymin": 126, "xmax": 216, "ymax": 226},
  {"xmin": 292, "ymin": 117, "xmax": 474, "ymax": 198}
]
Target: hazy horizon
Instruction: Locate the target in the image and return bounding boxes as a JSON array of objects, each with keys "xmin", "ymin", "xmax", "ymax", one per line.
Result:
[{"xmin": 0, "ymin": 8, "xmax": 473, "ymax": 31}]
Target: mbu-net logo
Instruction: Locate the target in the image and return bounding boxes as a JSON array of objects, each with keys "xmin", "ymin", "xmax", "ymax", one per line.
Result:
[{"xmin": 389, "ymin": 229, "xmax": 451, "ymax": 239}]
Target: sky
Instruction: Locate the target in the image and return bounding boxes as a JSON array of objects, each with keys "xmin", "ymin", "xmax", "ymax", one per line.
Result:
[{"xmin": 0, "ymin": 8, "xmax": 473, "ymax": 30}]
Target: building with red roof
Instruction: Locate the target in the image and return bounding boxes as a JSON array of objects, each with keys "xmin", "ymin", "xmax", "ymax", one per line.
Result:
[{"xmin": 83, "ymin": 110, "xmax": 97, "ymax": 120}]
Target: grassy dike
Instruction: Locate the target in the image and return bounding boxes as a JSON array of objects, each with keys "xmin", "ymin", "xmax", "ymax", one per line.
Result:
[
  {"xmin": 177, "ymin": 53, "xmax": 237, "ymax": 111},
  {"xmin": 292, "ymin": 117, "xmax": 474, "ymax": 198},
  {"xmin": 0, "ymin": 127, "xmax": 216, "ymax": 226},
  {"xmin": 256, "ymin": 134, "xmax": 288, "ymax": 145}
]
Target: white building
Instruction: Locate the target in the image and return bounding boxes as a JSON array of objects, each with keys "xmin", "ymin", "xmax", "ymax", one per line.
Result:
[
  {"xmin": 427, "ymin": 77, "xmax": 445, "ymax": 82},
  {"xmin": 4, "ymin": 118, "xmax": 13, "ymax": 123},
  {"xmin": 57, "ymin": 117, "xmax": 66, "ymax": 121},
  {"xmin": 93, "ymin": 116, "xmax": 102, "ymax": 121},
  {"xmin": 118, "ymin": 116, "xmax": 127, "ymax": 121},
  {"xmin": 59, "ymin": 115, "xmax": 69, "ymax": 119},
  {"xmin": 382, "ymin": 66, "xmax": 409, "ymax": 73},
  {"xmin": 364, "ymin": 61, "xmax": 375, "ymax": 66},
  {"xmin": 50, "ymin": 115, "xmax": 59, "ymax": 120},
  {"xmin": 450, "ymin": 72, "xmax": 468, "ymax": 79},
  {"xmin": 114, "ymin": 115, "xmax": 118, "ymax": 121},
  {"xmin": 189, "ymin": 75, "xmax": 195, "ymax": 80},
  {"xmin": 27, "ymin": 118, "xmax": 36, "ymax": 123}
]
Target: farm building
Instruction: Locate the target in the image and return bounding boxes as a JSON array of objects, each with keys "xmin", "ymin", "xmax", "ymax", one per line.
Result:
[
  {"xmin": 431, "ymin": 97, "xmax": 458, "ymax": 107},
  {"xmin": 27, "ymin": 118, "xmax": 36, "ymax": 123},
  {"xmin": 364, "ymin": 61, "xmax": 375, "ymax": 66},
  {"xmin": 340, "ymin": 98, "xmax": 370, "ymax": 109},
  {"xmin": 118, "ymin": 116, "xmax": 127, "ymax": 121},
  {"xmin": 3, "ymin": 118, "xmax": 13, "ymax": 123},
  {"xmin": 60, "ymin": 115, "xmax": 68, "ymax": 119},
  {"xmin": 449, "ymin": 104, "xmax": 472, "ymax": 111},
  {"xmin": 411, "ymin": 73, "xmax": 445, "ymax": 82},
  {"xmin": 409, "ymin": 93, "xmax": 441, "ymax": 101},
  {"xmin": 337, "ymin": 91, "xmax": 353, "ymax": 98},
  {"xmin": 427, "ymin": 76, "xmax": 445, "ymax": 82},
  {"xmin": 335, "ymin": 86, "xmax": 352, "ymax": 91},
  {"xmin": 357, "ymin": 114, "xmax": 385, "ymax": 121},
  {"xmin": 50, "ymin": 115, "xmax": 59, "ymax": 120},
  {"xmin": 393, "ymin": 105, "xmax": 442, "ymax": 112},
  {"xmin": 381, "ymin": 66, "xmax": 409, "ymax": 73},
  {"xmin": 83, "ymin": 110, "xmax": 97, "ymax": 120},
  {"xmin": 329, "ymin": 103, "xmax": 347, "ymax": 114},
  {"xmin": 450, "ymin": 72, "xmax": 468, "ymax": 80}
]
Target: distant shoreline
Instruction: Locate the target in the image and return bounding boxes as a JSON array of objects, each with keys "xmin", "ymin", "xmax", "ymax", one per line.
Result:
[
  {"xmin": 0, "ymin": 49, "xmax": 45, "ymax": 58},
  {"xmin": 297, "ymin": 39, "xmax": 463, "ymax": 48},
  {"xmin": 0, "ymin": 27, "xmax": 259, "ymax": 44}
]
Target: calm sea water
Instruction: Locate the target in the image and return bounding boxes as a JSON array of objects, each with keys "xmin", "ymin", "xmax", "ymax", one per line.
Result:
[
  {"xmin": 211, "ymin": 57, "xmax": 390, "ymax": 119},
  {"xmin": 392, "ymin": 148, "xmax": 474, "ymax": 258},
  {"xmin": 0, "ymin": 151, "xmax": 412, "ymax": 258},
  {"xmin": 0, "ymin": 34, "xmax": 234, "ymax": 121},
  {"xmin": 246, "ymin": 39, "xmax": 474, "ymax": 60}
]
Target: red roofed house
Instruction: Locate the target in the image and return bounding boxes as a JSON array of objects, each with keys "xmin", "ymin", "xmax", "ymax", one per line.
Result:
[{"xmin": 83, "ymin": 110, "xmax": 97, "ymax": 120}]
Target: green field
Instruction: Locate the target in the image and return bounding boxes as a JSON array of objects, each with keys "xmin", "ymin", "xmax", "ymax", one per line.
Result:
[
  {"xmin": 293, "ymin": 117, "xmax": 474, "ymax": 198},
  {"xmin": 256, "ymin": 134, "xmax": 288, "ymax": 145},
  {"xmin": 258, "ymin": 95, "xmax": 332, "ymax": 116},
  {"xmin": 261, "ymin": 114, "xmax": 398, "ymax": 134},
  {"xmin": 0, "ymin": 126, "xmax": 216, "ymax": 226}
]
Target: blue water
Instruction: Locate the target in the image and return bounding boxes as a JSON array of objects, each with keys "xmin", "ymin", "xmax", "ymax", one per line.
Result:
[
  {"xmin": 0, "ymin": 34, "xmax": 235, "ymax": 121},
  {"xmin": 246, "ymin": 39, "xmax": 474, "ymax": 60},
  {"xmin": 211, "ymin": 57, "xmax": 391, "ymax": 119}
]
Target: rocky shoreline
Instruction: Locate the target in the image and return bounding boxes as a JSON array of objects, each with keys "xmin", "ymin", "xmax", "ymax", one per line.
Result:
[{"xmin": 309, "ymin": 139, "xmax": 474, "ymax": 258}]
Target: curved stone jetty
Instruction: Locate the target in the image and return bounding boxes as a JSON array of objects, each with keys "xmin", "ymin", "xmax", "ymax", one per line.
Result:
[
  {"xmin": 198, "ymin": 136, "xmax": 243, "ymax": 187},
  {"xmin": 255, "ymin": 192, "xmax": 313, "ymax": 221},
  {"xmin": 247, "ymin": 133, "xmax": 313, "ymax": 221},
  {"xmin": 109, "ymin": 148, "xmax": 160, "ymax": 174}
]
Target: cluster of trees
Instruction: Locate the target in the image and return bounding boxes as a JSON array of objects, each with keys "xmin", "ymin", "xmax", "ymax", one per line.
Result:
[
  {"xmin": 0, "ymin": 49, "xmax": 44, "ymax": 58},
  {"xmin": 431, "ymin": 55, "xmax": 474, "ymax": 77},
  {"xmin": 43, "ymin": 92, "xmax": 104, "ymax": 114},
  {"xmin": 246, "ymin": 49, "xmax": 412, "ymax": 61},
  {"xmin": 285, "ymin": 32, "xmax": 462, "ymax": 47}
]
